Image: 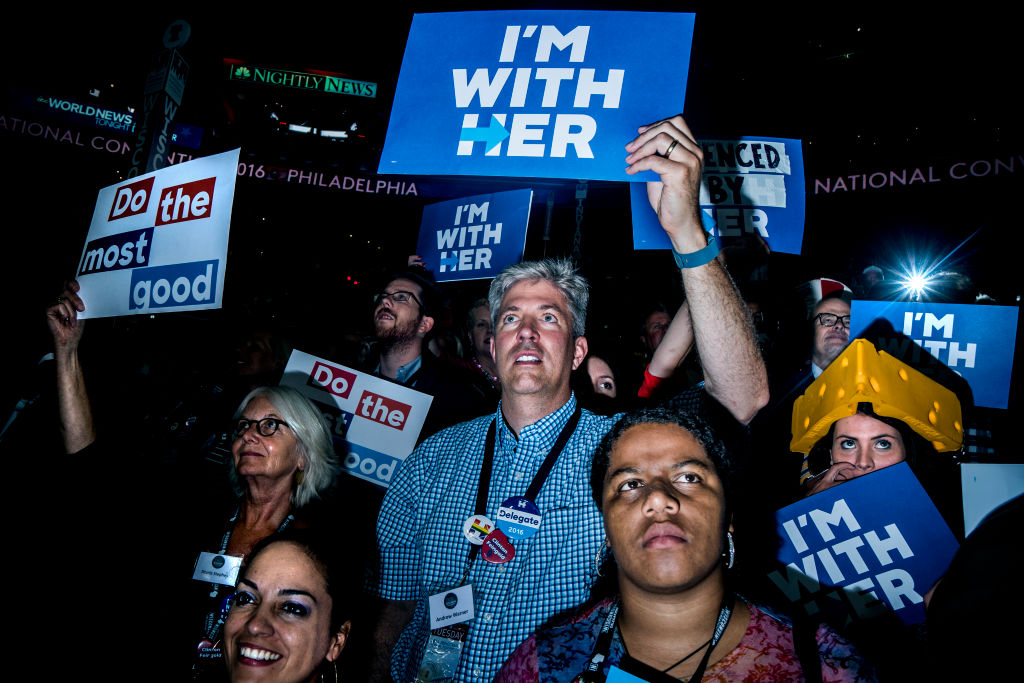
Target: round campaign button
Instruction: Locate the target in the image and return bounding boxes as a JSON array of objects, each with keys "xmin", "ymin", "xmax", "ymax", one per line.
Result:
[
  {"xmin": 462, "ymin": 514, "xmax": 495, "ymax": 546},
  {"xmin": 495, "ymin": 496, "xmax": 543, "ymax": 541},
  {"xmin": 481, "ymin": 529, "xmax": 516, "ymax": 565}
]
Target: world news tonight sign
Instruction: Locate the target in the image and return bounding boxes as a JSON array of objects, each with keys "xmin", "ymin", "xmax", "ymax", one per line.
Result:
[
  {"xmin": 415, "ymin": 189, "xmax": 532, "ymax": 282},
  {"xmin": 770, "ymin": 463, "xmax": 958, "ymax": 626},
  {"xmin": 76, "ymin": 149, "xmax": 240, "ymax": 318},
  {"xmin": 279, "ymin": 350, "xmax": 433, "ymax": 489},
  {"xmin": 851, "ymin": 300, "xmax": 1019, "ymax": 409},
  {"xmin": 379, "ymin": 10, "xmax": 694, "ymax": 181},
  {"xmin": 631, "ymin": 136, "xmax": 806, "ymax": 255}
]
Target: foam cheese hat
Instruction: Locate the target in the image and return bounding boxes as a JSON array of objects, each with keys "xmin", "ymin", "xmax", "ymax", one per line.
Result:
[{"xmin": 790, "ymin": 338, "xmax": 964, "ymax": 454}]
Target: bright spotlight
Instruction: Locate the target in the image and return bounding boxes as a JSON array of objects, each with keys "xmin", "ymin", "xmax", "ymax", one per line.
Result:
[{"xmin": 898, "ymin": 268, "xmax": 936, "ymax": 301}]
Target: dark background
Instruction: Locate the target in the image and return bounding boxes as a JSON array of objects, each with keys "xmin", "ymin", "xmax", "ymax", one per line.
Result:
[{"xmin": 3, "ymin": 4, "xmax": 1020, "ymax": 404}]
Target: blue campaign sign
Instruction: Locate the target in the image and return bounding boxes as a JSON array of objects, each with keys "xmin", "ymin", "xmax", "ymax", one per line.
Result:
[
  {"xmin": 851, "ymin": 300, "xmax": 1019, "ymax": 409},
  {"xmin": 770, "ymin": 463, "xmax": 959, "ymax": 626},
  {"xmin": 379, "ymin": 11, "xmax": 694, "ymax": 182},
  {"xmin": 632, "ymin": 137, "xmax": 805, "ymax": 255},
  {"xmin": 415, "ymin": 188, "xmax": 533, "ymax": 282}
]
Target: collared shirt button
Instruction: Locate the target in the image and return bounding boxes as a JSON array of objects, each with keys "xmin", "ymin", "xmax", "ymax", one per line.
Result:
[
  {"xmin": 514, "ymin": 471, "xmax": 524, "ymax": 480},
  {"xmin": 484, "ymin": 613, "xmax": 493, "ymax": 622},
  {"xmin": 497, "ymin": 565, "xmax": 506, "ymax": 574},
  {"xmin": 473, "ymin": 669, "xmax": 483, "ymax": 677}
]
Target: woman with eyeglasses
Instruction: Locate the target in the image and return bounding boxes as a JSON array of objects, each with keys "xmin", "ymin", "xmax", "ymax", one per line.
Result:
[
  {"xmin": 496, "ymin": 405, "xmax": 875, "ymax": 682},
  {"xmin": 206, "ymin": 386, "xmax": 340, "ymax": 635},
  {"xmin": 44, "ymin": 280, "xmax": 340, "ymax": 677},
  {"xmin": 223, "ymin": 530, "xmax": 352, "ymax": 683}
]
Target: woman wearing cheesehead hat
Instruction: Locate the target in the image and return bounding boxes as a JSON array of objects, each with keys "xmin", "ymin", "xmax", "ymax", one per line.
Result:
[
  {"xmin": 790, "ymin": 339, "xmax": 966, "ymax": 679},
  {"xmin": 792, "ymin": 338, "xmax": 964, "ymax": 509}
]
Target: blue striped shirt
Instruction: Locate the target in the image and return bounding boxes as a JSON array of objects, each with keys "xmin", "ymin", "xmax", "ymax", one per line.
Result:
[{"xmin": 375, "ymin": 395, "xmax": 617, "ymax": 682}]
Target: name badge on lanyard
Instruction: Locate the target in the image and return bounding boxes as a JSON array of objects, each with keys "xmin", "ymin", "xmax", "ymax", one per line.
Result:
[
  {"xmin": 605, "ymin": 667, "xmax": 649, "ymax": 683},
  {"xmin": 192, "ymin": 551, "xmax": 242, "ymax": 587},
  {"xmin": 428, "ymin": 584, "xmax": 475, "ymax": 628}
]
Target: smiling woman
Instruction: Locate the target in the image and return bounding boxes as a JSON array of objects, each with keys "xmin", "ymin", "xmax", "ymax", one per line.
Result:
[
  {"xmin": 496, "ymin": 405, "xmax": 877, "ymax": 682},
  {"xmin": 224, "ymin": 530, "xmax": 352, "ymax": 682}
]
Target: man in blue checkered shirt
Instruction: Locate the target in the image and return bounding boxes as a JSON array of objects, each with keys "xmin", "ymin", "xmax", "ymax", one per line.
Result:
[{"xmin": 371, "ymin": 115, "xmax": 769, "ymax": 682}]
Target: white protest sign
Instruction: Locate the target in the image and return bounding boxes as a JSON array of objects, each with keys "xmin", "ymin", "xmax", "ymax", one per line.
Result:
[
  {"xmin": 961, "ymin": 463, "xmax": 1024, "ymax": 536},
  {"xmin": 279, "ymin": 350, "xmax": 433, "ymax": 488},
  {"xmin": 76, "ymin": 148, "xmax": 240, "ymax": 318}
]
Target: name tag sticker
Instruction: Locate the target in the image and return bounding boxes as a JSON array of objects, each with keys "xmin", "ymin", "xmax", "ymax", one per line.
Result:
[
  {"xmin": 192, "ymin": 551, "xmax": 242, "ymax": 586},
  {"xmin": 428, "ymin": 584, "xmax": 475, "ymax": 628}
]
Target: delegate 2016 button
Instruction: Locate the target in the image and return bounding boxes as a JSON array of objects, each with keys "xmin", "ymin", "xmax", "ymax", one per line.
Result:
[{"xmin": 495, "ymin": 496, "xmax": 542, "ymax": 540}]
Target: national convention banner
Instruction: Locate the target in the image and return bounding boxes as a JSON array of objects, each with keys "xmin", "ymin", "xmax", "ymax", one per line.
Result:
[
  {"xmin": 379, "ymin": 10, "xmax": 694, "ymax": 181},
  {"xmin": 77, "ymin": 148, "xmax": 240, "ymax": 318},
  {"xmin": 415, "ymin": 188, "xmax": 533, "ymax": 282},
  {"xmin": 632, "ymin": 136, "xmax": 805, "ymax": 255}
]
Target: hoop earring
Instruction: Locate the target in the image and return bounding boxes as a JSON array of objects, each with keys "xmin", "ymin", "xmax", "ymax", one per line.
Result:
[
  {"xmin": 594, "ymin": 540, "xmax": 610, "ymax": 576},
  {"xmin": 319, "ymin": 659, "xmax": 338, "ymax": 683}
]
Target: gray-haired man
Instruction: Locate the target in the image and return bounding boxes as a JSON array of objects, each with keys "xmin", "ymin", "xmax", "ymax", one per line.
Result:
[{"xmin": 371, "ymin": 115, "xmax": 768, "ymax": 682}]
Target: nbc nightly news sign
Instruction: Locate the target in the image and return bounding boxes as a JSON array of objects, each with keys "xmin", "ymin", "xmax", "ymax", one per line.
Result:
[
  {"xmin": 851, "ymin": 300, "xmax": 1019, "ymax": 409},
  {"xmin": 379, "ymin": 10, "xmax": 694, "ymax": 181},
  {"xmin": 77, "ymin": 149, "xmax": 240, "ymax": 319},
  {"xmin": 415, "ymin": 189, "xmax": 533, "ymax": 282},
  {"xmin": 631, "ymin": 136, "xmax": 806, "ymax": 255},
  {"xmin": 770, "ymin": 463, "xmax": 958, "ymax": 626},
  {"xmin": 280, "ymin": 350, "xmax": 432, "ymax": 488},
  {"xmin": 227, "ymin": 62, "xmax": 377, "ymax": 98}
]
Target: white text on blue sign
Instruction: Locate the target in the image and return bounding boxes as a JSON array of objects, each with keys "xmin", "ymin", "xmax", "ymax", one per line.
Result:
[
  {"xmin": 455, "ymin": 25, "xmax": 621, "ymax": 160},
  {"xmin": 769, "ymin": 498, "xmax": 921, "ymax": 620}
]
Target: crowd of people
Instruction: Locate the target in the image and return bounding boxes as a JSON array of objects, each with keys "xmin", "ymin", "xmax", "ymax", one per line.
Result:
[{"xmin": 4, "ymin": 114, "xmax": 1016, "ymax": 682}]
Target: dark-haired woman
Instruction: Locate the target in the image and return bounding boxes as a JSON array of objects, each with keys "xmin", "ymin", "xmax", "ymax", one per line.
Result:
[
  {"xmin": 223, "ymin": 530, "xmax": 352, "ymax": 682},
  {"xmin": 496, "ymin": 406, "xmax": 875, "ymax": 682}
]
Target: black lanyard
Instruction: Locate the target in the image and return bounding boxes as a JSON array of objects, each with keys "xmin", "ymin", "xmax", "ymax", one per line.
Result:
[
  {"xmin": 572, "ymin": 601, "xmax": 622, "ymax": 682},
  {"xmin": 201, "ymin": 507, "xmax": 295, "ymax": 638},
  {"xmin": 576, "ymin": 595, "xmax": 734, "ymax": 683},
  {"xmin": 465, "ymin": 405, "xmax": 582, "ymax": 568}
]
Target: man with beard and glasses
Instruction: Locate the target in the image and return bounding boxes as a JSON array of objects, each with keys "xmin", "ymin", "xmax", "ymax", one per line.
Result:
[{"xmin": 368, "ymin": 270, "xmax": 487, "ymax": 442}]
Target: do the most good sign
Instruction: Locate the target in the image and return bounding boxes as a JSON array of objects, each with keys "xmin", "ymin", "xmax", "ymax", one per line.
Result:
[
  {"xmin": 77, "ymin": 149, "xmax": 240, "ymax": 318},
  {"xmin": 379, "ymin": 10, "xmax": 694, "ymax": 181},
  {"xmin": 280, "ymin": 350, "xmax": 433, "ymax": 488}
]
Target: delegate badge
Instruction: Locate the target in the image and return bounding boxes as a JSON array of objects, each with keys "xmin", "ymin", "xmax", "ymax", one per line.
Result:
[
  {"xmin": 495, "ymin": 496, "xmax": 542, "ymax": 541},
  {"xmin": 462, "ymin": 514, "xmax": 495, "ymax": 545},
  {"xmin": 481, "ymin": 529, "xmax": 516, "ymax": 564},
  {"xmin": 192, "ymin": 551, "xmax": 242, "ymax": 586},
  {"xmin": 427, "ymin": 584, "xmax": 475, "ymax": 628}
]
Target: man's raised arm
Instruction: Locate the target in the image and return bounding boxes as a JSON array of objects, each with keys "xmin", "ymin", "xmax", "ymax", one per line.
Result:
[{"xmin": 626, "ymin": 115, "xmax": 769, "ymax": 423}]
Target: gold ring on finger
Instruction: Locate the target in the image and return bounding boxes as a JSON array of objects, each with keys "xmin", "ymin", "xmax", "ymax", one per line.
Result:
[{"xmin": 664, "ymin": 139, "xmax": 679, "ymax": 157}]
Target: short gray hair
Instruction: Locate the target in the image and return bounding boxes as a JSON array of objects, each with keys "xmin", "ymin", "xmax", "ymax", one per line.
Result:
[
  {"xmin": 488, "ymin": 259, "xmax": 589, "ymax": 338},
  {"xmin": 231, "ymin": 386, "xmax": 340, "ymax": 508}
]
